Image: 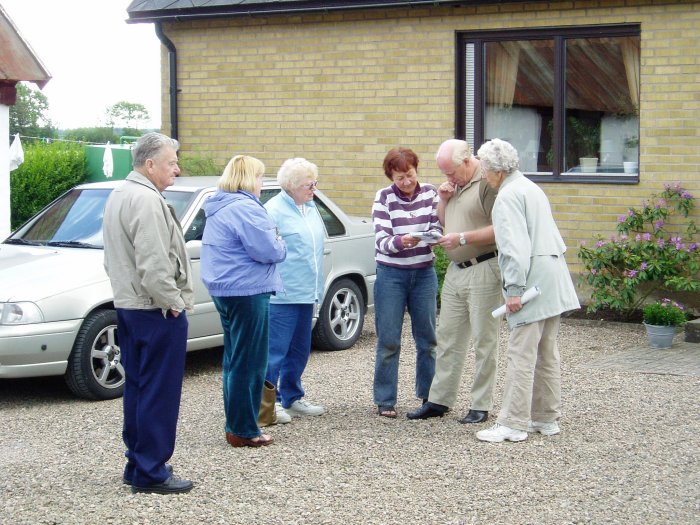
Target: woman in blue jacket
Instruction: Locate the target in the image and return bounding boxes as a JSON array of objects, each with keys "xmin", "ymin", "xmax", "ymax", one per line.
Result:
[
  {"xmin": 264, "ymin": 158, "xmax": 326, "ymax": 423},
  {"xmin": 201, "ymin": 155, "xmax": 286, "ymax": 447}
]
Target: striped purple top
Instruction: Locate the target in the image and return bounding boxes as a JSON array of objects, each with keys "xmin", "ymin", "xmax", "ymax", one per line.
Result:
[{"xmin": 372, "ymin": 182, "xmax": 442, "ymax": 269}]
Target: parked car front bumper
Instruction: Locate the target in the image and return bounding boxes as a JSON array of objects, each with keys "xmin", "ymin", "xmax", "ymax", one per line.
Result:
[{"xmin": 0, "ymin": 319, "xmax": 81, "ymax": 378}]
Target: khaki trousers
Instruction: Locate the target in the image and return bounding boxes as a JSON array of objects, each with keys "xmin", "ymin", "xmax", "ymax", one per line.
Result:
[
  {"xmin": 497, "ymin": 316, "xmax": 562, "ymax": 431},
  {"xmin": 428, "ymin": 258, "xmax": 502, "ymax": 409}
]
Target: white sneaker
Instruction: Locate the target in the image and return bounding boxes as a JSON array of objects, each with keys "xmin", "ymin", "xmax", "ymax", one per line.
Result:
[
  {"xmin": 286, "ymin": 399, "xmax": 325, "ymax": 417},
  {"xmin": 476, "ymin": 423, "xmax": 528, "ymax": 443},
  {"xmin": 275, "ymin": 402, "xmax": 292, "ymax": 424},
  {"xmin": 527, "ymin": 420, "xmax": 560, "ymax": 436}
]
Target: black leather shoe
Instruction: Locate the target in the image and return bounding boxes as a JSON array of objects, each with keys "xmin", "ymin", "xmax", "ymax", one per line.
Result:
[
  {"xmin": 406, "ymin": 401, "xmax": 448, "ymax": 420},
  {"xmin": 123, "ymin": 463, "xmax": 173, "ymax": 486},
  {"xmin": 459, "ymin": 409, "xmax": 488, "ymax": 424},
  {"xmin": 131, "ymin": 475, "xmax": 193, "ymax": 494}
]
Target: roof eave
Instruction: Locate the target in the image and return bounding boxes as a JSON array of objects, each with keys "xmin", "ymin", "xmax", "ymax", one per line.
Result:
[{"xmin": 126, "ymin": 0, "xmax": 525, "ymax": 24}]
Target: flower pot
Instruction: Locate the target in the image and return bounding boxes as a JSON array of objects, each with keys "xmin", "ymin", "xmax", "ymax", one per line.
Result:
[
  {"xmin": 623, "ymin": 161, "xmax": 638, "ymax": 174},
  {"xmin": 580, "ymin": 157, "xmax": 598, "ymax": 173},
  {"xmin": 643, "ymin": 323, "xmax": 677, "ymax": 349}
]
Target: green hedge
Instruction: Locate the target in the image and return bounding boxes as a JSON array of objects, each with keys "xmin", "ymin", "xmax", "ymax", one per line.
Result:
[
  {"xmin": 434, "ymin": 245, "xmax": 450, "ymax": 306},
  {"xmin": 10, "ymin": 142, "xmax": 87, "ymax": 230}
]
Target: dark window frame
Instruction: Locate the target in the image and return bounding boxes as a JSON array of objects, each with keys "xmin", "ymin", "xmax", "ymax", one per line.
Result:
[{"xmin": 456, "ymin": 23, "xmax": 641, "ymax": 184}]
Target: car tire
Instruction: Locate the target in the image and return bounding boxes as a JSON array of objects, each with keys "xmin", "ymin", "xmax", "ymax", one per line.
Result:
[
  {"xmin": 65, "ymin": 310, "xmax": 125, "ymax": 400},
  {"xmin": 312, "ymin": 278, "xmax": 365, "ymax": 351}
]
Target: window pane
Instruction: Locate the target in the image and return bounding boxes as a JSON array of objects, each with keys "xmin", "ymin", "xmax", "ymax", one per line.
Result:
[
  {"xmin": 484, "ymin": 39, "xmax": 554, "ymax": 173},
  {"xmin": 564, "ymin": 36, "xmax": 640, "ymax": 174}
]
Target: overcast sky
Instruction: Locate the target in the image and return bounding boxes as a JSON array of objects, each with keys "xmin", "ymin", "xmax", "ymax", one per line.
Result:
[{"xmin": 2, "ymin": 0, "xmax": 162, "ymax": 130}]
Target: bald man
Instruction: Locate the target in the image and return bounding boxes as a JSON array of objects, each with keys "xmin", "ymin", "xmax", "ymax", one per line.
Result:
[{"xmin": 407, "ymin": 139, "xmax": 502, "ymax": 425}]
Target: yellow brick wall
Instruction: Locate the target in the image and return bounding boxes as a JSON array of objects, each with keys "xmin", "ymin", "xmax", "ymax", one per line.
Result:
[{"xmin": 161, "ymin": 0, "xmax": 700, "ymax": 285}]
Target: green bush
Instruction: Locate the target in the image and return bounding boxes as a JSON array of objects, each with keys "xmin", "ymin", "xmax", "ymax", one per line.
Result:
[
  {"xmin": 642, "ymin": 299, "xmax": 687, "ymax": 326},
  {"xmin": 179, "ymin": 151, "xmax": 223, "ymax": 176},
  {"xmin": 578, "ymin": 183, "xmax": 698, "ymax": 317},
  {"xmin": 433, "ymin": 245, "xmax": 450, "ymax": 306},
  {"xmin": 10, "ymin": 142, "xmax": 87, "ymax": 230}
]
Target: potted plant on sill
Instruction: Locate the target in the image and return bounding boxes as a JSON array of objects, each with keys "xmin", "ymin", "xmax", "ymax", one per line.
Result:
[
  {"xmin": 642, "ymin": 299, "xmax": 688, "ymax": 349},
  {"xmin": 568, "ymin": 116, "xmax": 600, "ymax": 173},
  {"xmin": 623, "ymin": 134, "xmax": 639, "ymax": 174}
]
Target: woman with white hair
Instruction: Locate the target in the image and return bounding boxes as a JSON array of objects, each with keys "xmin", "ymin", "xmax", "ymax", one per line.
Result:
[
  {"xmin": 475, "ymin": 138, "xmax": 579, "ymax": 443},
  {"xmin": 264, "ymin": 158, "xmax": 326, "ymax": 423}
]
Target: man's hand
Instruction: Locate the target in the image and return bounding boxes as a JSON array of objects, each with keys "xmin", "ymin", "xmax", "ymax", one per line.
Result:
[
  {"xmin": 438, "ymin": 181, "xmax": 456, "ymax": 202},
  {"xmin": 169, "ymin": 309, "xmax": 181, "ymax": 318},
  {"xmin": 437, "ymin": 232, "xmax": 461, "ymax": 250}
]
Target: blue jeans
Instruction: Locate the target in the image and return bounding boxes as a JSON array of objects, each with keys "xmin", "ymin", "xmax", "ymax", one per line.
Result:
[
  {"xmin": 213, "ymin": 294, "xmax": 270, "ymax": 439},
  {"xmin": 266, "ymin": 303, "xmax": 314, "ymax": 408},
  {"xmin": 373, "ymin": 264, "xmax": 438, "ymax": 407}
]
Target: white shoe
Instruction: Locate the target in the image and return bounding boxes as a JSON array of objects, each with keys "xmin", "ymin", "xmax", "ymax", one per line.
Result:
[
  {"xmin": 286, "ymin": 399, "xmax": 325, "ymax": 417},
  {"xmin": 476, "ymin": 423, "xmax": 527, "ymax": 443},
  {"xmin": 527, "ymin": 420, "xmax": 560, "ymax": 436},
  {"xmin": 275, "ymin": 402, "xmax": 292, "ymax": 424}
]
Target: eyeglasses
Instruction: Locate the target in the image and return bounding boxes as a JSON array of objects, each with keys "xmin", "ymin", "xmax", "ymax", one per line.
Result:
[{"xmin": 301, "ymin": 181, "xmax": 318, "ymax": 190}]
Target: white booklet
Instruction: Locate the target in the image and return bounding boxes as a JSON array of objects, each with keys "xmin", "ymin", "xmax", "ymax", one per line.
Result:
[
  {"xmin": 491, "ymin": 286, "xmax": 541, "ymax": 318},
  {"xmin": 411, "ymin": 231, "xmax": 443, "ymax": 244}
]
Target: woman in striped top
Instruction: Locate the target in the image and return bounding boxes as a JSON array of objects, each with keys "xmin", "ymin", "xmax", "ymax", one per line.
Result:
[{"xmin": 372, "ymin": 147, "xmax": 442, "ymax": 418}]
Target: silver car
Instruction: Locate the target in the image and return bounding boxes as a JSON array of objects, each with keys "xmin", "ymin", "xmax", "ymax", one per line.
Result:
[{"xmin": 0, "ymin": 177, "xmax": 375, "ymax": 400}]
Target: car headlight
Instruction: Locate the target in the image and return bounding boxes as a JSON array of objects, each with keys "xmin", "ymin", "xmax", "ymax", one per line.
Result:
[{"xmin": 0, "ymin": 302, "xmax": 45, "ymax": 325}]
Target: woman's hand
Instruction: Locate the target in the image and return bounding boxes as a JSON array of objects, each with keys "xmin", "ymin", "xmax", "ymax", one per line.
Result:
[
  {"xmin": 506, "ymin": 296, "xmax": 523, "ymax": 314},
  {"xmin": 402, "ymin": 234, "xmax": 419, "ymax": 249}
]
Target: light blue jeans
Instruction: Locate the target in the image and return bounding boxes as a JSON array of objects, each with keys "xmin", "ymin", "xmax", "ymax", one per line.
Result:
[
  {"xmin": 373, "ymin": 263, "xmax": 437, "ymax": 408},
  {"xmin": 266, "ymin": 303, "xmax": 314, "ymax": 408}
]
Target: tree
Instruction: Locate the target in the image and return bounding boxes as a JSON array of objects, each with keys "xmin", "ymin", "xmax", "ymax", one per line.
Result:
[
  {"xmin": 9, "ymin": 82, "xmax": 57, "ymax": 139},
  {"xmin": 105, "ymin": 101, "xmax": 150, "ymax": 129}
]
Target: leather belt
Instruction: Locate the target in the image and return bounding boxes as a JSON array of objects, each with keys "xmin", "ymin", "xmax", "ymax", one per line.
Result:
[{"xmin": 456, "ymin": 251, "xmax": 498, "ymax": 269}]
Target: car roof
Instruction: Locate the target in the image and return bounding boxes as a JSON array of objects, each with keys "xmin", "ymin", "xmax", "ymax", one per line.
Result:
[{"xmin": 77, "ymin": 176, "xmax": 279, "ymax": 192}]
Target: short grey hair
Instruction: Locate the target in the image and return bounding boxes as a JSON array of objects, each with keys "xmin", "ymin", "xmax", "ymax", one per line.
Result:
[
  {"xmin": 132, "ymin": 132, "xmax": 180, "ymax": 168},
  {"xmin": 277, "ymin": 157, "xmax": 319, "ymax": 190},
  {"xmin": 477, "ymin": 138, "xmax": 519, "ymax": 174},
  {"xmin": 436, "ymin": 139, "xmax": 472, "ymax": 167}
]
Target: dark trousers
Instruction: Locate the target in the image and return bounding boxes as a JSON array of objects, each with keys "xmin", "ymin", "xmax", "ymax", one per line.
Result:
[
  {"xmin": 213, "ymin": 294, "xmax": 270, "ymax": 439},
  {"xmin": 117, "ymin": 308, "xmax": 188, "ymax": 487}
]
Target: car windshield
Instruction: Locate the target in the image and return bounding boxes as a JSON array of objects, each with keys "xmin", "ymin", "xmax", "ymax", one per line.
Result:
[
  {"xmin": 8, "ymin": 188, "xmax": 111, "ymax": 248},
  {"xmin": 6, "ymin": 186, "xmax": 196, "ymax": 249}
]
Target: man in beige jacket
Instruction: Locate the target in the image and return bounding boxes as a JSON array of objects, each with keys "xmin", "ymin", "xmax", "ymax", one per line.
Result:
[{"xmin": 103, "ymin": 132, "xmax": 194, "ymax": 494}]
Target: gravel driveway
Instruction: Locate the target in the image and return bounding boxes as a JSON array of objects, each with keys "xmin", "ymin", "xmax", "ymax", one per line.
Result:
[{"xmin": 1, "ymin": 315, "xmax": 697, "ymax": 525}]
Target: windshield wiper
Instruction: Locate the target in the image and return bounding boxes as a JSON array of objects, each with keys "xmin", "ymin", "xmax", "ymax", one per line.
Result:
[
  {"xmin": 3, "ymin": 238, "xmax": 42, "ymax": 246},
  {"xmin": 46, "ymin": 240, "xmax": 101, "ymax": 249}
]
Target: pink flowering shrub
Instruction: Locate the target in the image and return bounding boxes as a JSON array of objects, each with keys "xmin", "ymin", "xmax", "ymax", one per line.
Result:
[{"xmin": 578, "ymin": 183, "xmax": 698, "ymax": 316}]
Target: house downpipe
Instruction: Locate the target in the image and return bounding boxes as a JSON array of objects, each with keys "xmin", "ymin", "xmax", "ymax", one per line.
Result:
[{"xmin": 154, "ymin": 22, "xmax": 179, "ymax": 140}]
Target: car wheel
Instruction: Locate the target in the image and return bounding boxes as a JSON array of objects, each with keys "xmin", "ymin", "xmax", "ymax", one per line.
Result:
[
  {"xmin": 65, "ymin": 310, "xmax": 125, "ymax": 400},
  {"xmin": 312, "ymin": 278, "xmax": 365, "ymax": 351}
]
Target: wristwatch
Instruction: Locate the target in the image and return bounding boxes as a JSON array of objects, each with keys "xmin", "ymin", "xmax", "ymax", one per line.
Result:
[{"xmin": 459, "ymin": 232, "xmax": 467, "ymax": 246}]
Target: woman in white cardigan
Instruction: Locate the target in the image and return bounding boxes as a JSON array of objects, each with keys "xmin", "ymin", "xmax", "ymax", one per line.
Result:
[{"xmin": 475, "ymin": 138, "xmax": 580, "ymax": 443}]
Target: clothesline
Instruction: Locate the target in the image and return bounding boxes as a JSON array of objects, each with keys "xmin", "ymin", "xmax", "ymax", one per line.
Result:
[{"xmin": 9, "ymin": 134, "xmax": 119, "ymax": 178}]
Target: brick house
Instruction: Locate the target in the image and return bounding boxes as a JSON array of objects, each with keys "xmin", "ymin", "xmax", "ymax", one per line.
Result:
[{"xmin": 126, "ymin": 0, "xmax": 700, "ymax": 284}]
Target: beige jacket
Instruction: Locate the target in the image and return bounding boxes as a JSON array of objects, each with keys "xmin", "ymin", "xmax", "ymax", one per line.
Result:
[{"xmin": 103, "ymin": 171, "xmax": 194, "ymax": 314}]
